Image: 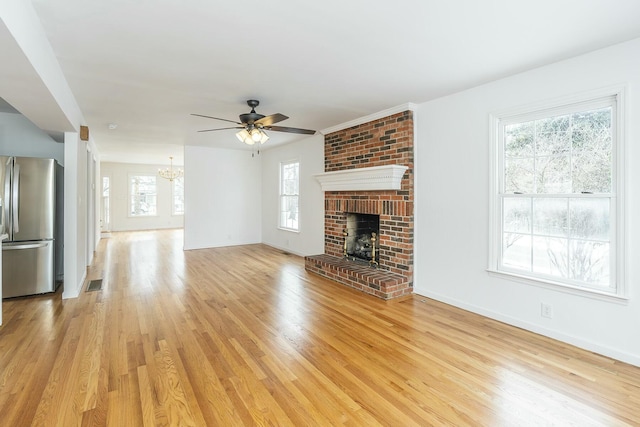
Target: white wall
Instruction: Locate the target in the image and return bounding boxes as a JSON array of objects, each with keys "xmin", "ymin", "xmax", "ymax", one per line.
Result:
[
  {"xmin": 261, "ymin": 135, "xmax": 325, "ymax": 256},
  {"xmin": 62, "ymin": 132, "xmax": 86, "ymax": 299},
  {"xmin": 184, "ymin": 145, "xmax": 261, "ymax": 250},
  {"xmin": 100, "ymin": 162, "xmax": 184, "ymax": 232},
  {"xmin": 0, "ymin": 112, "xmax": 64, "ymax": 163},
  {"xmin": 414, "ymin": 38, "xmax": 640, "ymax": 366}
]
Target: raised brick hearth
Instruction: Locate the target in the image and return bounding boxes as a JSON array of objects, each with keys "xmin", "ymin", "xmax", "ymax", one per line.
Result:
[
  {"xmin": 305, "ymin": 254, "xmax": 410, "ymax": 300},
  {"xmin": 304, "ymin": 110, "xmax": 414, "ymax": 300}
]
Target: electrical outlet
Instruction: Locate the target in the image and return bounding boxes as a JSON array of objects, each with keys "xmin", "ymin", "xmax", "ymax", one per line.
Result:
[{"xmin": 541, "ymin": 303, "xmax": 553, "ymax": 319}]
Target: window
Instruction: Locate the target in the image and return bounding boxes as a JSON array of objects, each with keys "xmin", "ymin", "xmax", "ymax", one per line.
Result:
[
  {"xmin": 130, "ymin": 175, "xmax": 157, "ymax": 216},
  {"xmin": 279, "ymin": 161, "xmax": 299, "ymax": 231},
  {"xmin": 172, "ymin": 176, "xmax": 184, "ymax": 215},
  {"xmin": 490, "ymin": 93, "xmax": 624, "ymax": 296},
  {"xmin": 101, "ymin": 176, "xmax": 110, "ymax": 231}
]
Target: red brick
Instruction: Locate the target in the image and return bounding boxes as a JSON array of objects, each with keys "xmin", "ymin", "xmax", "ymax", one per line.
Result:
[{"xmin": 316, "ymin": 111, "xmax": 415, "ymax": 300}]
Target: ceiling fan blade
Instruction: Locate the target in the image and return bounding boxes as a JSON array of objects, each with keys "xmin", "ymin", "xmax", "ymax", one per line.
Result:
[
  {"xmin": 255, "ymin": 113, "xmax": 288, "ymax": 127},
  {"xmin": 191, "ymin": 113, "xmax": 242, "ymax": 125},
  {"xmin": 197, "ymin": 126, "xmax": 244, "ymax": 133},
  {"xmin": 267, "ymin": 125, "xmax": 316, "ymax": 135}
]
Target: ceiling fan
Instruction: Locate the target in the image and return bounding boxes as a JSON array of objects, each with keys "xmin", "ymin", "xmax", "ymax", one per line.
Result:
[{"xmin": 192, "ymin": 99, "xmax": 316, "ymax": 145}]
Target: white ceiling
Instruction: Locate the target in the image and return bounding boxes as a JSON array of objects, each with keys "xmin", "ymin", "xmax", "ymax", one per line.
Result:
[{"xmin": 29, "ymin": 0, "xmax": 640, "ymax": 165}]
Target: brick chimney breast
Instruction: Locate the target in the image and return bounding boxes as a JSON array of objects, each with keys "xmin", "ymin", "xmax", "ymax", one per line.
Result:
[{"xmin": 305, "ymin": 110, "xmax": 414, "ymax": 300}]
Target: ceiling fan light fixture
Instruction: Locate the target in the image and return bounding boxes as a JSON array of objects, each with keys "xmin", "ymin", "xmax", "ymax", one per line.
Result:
[
  {"xmin": 195, "ymin": 99, "xmax": 316, "ymax": 143},
  {"xmin": 250, "ymin": 129, "xmax": 262, "ymax": 142},
  {"xmin": 236, "ymin": 128, "xmax": 268, "ymax": 145},
  {"xmin": 236, "ymin": 129, "xmax": 251, "ymax": 143},
  {"xmin": 250, "ymin": 128, "xmax": 269, "ymax": 144},
  {"xmin": 258, "ymin": 130, "xmax": 269, "ymax": 144}
]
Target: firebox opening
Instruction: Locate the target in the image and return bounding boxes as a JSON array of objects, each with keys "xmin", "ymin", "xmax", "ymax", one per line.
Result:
[{"xmin": 345, "ymin": 213, "xmax": 380, "ymax": 264}]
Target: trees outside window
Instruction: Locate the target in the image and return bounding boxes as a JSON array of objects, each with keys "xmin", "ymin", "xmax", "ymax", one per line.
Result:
[
  {"xmin": 492, "ymin": 94, "xmax": 624, "ymax": 295},
  {"xmin": 130, "ymin": 175, "xmax": 157, "ymax": 216}
]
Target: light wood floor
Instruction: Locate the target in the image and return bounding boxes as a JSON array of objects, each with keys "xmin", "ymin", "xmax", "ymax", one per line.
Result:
[{"xmin": 1, "ymin": 229, "xmax": 639, "ymax": 426}]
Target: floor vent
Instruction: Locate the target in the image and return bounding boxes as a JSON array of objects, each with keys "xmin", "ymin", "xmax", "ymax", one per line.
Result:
[{"xmin": 86, "ymin": 279, "xmax": 103, "ymax": 292}]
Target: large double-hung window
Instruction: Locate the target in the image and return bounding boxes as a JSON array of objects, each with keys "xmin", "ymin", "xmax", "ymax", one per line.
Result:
[{"xmin": 490, "ymin": 91, "xmax": 625, "ymax": 297}]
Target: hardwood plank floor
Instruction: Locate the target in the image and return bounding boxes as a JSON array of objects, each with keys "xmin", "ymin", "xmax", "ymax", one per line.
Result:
[{"xmin": 1, "ymin": 229, "xmax": 639, "ymax": 426}]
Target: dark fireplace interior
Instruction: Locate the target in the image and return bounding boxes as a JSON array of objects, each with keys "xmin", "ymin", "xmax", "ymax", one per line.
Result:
[{"xmin": 346, "ymin": 213, "xmax": 380, "ymax": 264}]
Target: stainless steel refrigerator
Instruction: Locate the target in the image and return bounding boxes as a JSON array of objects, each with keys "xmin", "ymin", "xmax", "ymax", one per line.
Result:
[{"xmin": 1, "ymin": 156, "xmax": 63, "ymax": 298}]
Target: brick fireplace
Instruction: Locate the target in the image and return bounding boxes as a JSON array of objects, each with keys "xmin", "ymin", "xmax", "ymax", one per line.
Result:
[{"xmin": 305, "ymin": 110, "xmax": 414, "ymax": 300}]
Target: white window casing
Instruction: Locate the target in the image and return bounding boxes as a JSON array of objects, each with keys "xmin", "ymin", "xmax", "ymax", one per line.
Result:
[
  {"xmin": 488, "ymin": 87, "xmax": 626, "ymax": 300},
  {"xmin": 279, "ymin": 160, "xmax": 300, "ymax": 232}
]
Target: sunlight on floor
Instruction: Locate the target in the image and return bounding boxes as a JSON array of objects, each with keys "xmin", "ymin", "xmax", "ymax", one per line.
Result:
[{"xmin": 496, "ymin": 368, "xmax": 615, "ymax": 426}]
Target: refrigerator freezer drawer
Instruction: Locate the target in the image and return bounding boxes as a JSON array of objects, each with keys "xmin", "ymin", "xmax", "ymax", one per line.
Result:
[{"xmin": 2, "ymin": 240, "xmax": 55, "ymax": 298}]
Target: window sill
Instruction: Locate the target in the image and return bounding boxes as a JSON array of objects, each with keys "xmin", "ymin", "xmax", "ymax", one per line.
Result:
[
  {"xmin": 486, "ymin": 269, "xmax": 629, "ymax": 304},
  {"xmin": 278, "ymin": 227, "xmax": 300, "ymax": 234}
]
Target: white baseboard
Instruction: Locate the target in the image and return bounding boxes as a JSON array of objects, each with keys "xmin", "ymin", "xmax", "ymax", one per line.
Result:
[
  {"xmin": 62, "ymin": 269, "xmax": 86, "ymax": 300},
  {"xmin": 414, "ymin": 289, "xmax": 640, "ymax": 368}
]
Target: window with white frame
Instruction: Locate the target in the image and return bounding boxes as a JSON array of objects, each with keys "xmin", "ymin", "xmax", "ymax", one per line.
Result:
[
  {"xmin": 130, "ymin": 175, "xmax": 157, "ymax": 216},
  {"xmin": 279, "ymin": 161, "xmax": 300, "ymax": 231},
  {"xmin": 101, "ymin": 176, "xmax": 110, "ymax": 231},
  {"xmin": 491, "ymin": 93, "xmax": 624, "ymax": 296},
  {"xmin": 172, "ymin": 176, "xmax": 184, "ymax": 215}
]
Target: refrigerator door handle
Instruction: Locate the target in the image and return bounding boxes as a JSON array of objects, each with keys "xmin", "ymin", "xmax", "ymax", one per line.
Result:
[
  {"xmin": 3, "ymin": 163, "xmax": 10, "ymax": 236},
  {"xmin": 12, "ymin": 163, "xmax": 19, "ymax": 233},
  {"xmin": 3, "ymin": 242, "xmax": 50, "ymax": 250}
]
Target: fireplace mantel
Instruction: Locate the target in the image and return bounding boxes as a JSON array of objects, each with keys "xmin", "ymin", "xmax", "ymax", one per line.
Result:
[{"xmin": 314, "ymin": 165, "xmax": 408, "ymax": 191}]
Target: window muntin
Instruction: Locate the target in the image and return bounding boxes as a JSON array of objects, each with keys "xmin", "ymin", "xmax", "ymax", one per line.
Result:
[
  {"xmin": 172, "ymin": 176, "xmax": 184, "ymax": 215},
  {"xmin": 495, "ymin": 96, "xmax": 619, "ymax": 294},
  {"xmin": 129, "ymin": 175, "xmax": 157, "ymax": 216},
  {"xmin": 279, "ymin": 161, "xmax": 299, "ymax": 231}
]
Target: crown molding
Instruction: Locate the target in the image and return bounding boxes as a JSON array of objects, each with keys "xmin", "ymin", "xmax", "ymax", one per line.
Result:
[{"xmin": 320, "ymin": 103, "xmax": 417, "ymax": 135}]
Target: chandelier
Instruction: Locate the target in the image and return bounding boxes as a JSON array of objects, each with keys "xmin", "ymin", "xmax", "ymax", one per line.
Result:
[{"xmin": 158, "ymin": 156, "xmax": 183, "ymax": 181}]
